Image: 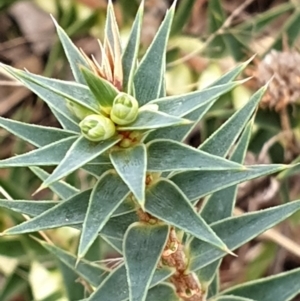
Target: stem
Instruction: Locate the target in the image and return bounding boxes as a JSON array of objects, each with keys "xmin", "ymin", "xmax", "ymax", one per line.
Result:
[{"xmin": 162, "ymin": 228, "xmax": 203, "ymax": 301}]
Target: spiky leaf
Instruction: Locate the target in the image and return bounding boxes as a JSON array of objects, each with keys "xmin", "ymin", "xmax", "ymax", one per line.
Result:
[
  {"xmin": 78, "ymin": 171, "xmax": 129, "ymax": 258},
  {"xmin": 110, "ymin": 144, "xmax": 147, "ymax": 204},
  {"xmin": 189, "ymin": 200, "xmax": 300, "ymax": 271},
  {"xmin": 147, "ymin": 139, "xmax": 243, "ymax": 171},
  {"xmin": 134, "ymin": 3, "xmax": 175, "ymax": 104},
  {"xmin": 124, "ymin": 223, "xmax": 169, "ymax": 301},
  {"xmin": 145, "ymin": 179, "xmax": 227, "ymax": 251},
  {"xmin": 41, "ymin": 136, "xmax": 120, "ymax": 188}
]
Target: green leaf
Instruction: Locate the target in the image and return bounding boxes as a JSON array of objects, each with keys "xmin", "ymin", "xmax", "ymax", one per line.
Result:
[
  {"xmin": 144, "ymin": 99, "xmax": 215, "ymax": 143},
  {"xmin": 201, "ymin": 121, "xmax": 252, "ymax": 223},
  {"xmin": 195, "ymin": 122, "xmax": 253, "ymax": 289},
  {"xmin": 0, "ymin": 116, "xmax": 76, "ymax": 147},
  {"xmin": 207, "ymin": 272, "xmax": 220, "ymax": 299},
  {"xmin": 2, "ymin": 64, "xmax": 99, "ymax": 112},
  {"xmin": 211, "ymin": 297, "xmax": 254, "ymax": 301},
  {"xmin": 221, "ymin": 267, "xmax": 300, "ymax": 301},
  {"xmin": 189, "ymin": 200, "xmax": 300, "ymax": 272},
  {"xmin": 134, "ymin": 3, "xmax": 175, "ymax": 105},
  {"xmin": 80, "ymin": 66, "xmax": 119, "ymax": 111},
  {"xmin": 29, "ymin": 166, "xmax": 79, "ymax": 199},
  {"xmin": 78, "ymin": 171, "xmax": 129, "ymax": 258},
  {"xmin": 41, "ymin": 136, "xmax": 120, "ymax": 188},
  {"xmin": 39, "ymin": 240, "xmax": 108, "ymax": 287},
  {"xmin": 147, "ymin": 139, "xmax": 243, "ymax": 172},
  {"xmin": 151, "ymin": 81, "xmax": 240, "ymax": 117},
  {"xmin": 124, "ymin": 223, "xmax": 169, "ymax": 301},
  {"xmin": 195, "ymin": 261, "xmax": 220, "ymax": 294},
  {"xmin": 58, "ymin": 262, "xmax": 85, "ymax": 301},
  {"xmin": 100, "ymin": 211, "xmax": 139, "ymax": 241},
  {"xmin": 117, "ymin": 109, "xmax": 191, "ymax": 131},
  {"xmin": 52, "ymin": 16, "xmax": 91, "ymax": 84},
  {"xmin": 144, "ymin": 59, "xmax": 251, "ymax": 143},
  {"xmin": 50, "ymin": 107, "xmax": 80, "ymax": 132},
  {"xmin": 88, "ymin": 263, "xmax": 174, "ymax": 301},
  {"xmin": 0, "ymin": 65, "xmax": 79, "ymax": 124},
  {"xmin": 0, "ymin": 136, "xmax": 77, "ymax": 168},
  {"xmin": 145, "ymin": 179, "xmax": 227, "ymax": 251},
  {"xmin": 81, "ymin": 164, "xmax": 113, "ymax": 178},
  {"xmin": 146, "ymin": 284, "xmax": 179, "ymax": 301},
  {"xmin": 200, "ymin": 86, "xmax": 266, "ymax": 156},
  {"xmin": 105, "ymin": 0, "xmax": 122, "ymax": 59},
  {"xmin": 110, "ymin": 144, "xmax": 147, "ymax": 204},
  {"xmin": 3, "ymin": 190, "xmax": 91, "ymax": 234},
  {"xmin": 0, "ymin": 199, "xmax": 58, "ymax": 217},
  {"xmin": 171, "ymin": 164, "xmax": 286, "ymax": 202},
  {"xmin": 122, "ymin": 2, "xmax": 144, "ymax": 93}
]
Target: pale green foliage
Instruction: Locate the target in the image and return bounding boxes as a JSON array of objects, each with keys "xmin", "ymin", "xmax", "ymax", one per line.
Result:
[{"xmin": 1, "ymin": 1, "xmax": 300, "ymax": 301}]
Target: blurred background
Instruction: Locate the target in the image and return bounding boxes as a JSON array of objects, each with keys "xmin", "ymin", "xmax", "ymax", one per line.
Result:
[{"xmin": 1, "ymin": 0, "xmax": 300, "ymax": 300}]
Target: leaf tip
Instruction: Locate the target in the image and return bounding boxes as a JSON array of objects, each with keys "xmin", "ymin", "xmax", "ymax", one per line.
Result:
[
  {"xmin": 33, "ymin": 184, "xmax": 47, "ymax": 196},
  {"xmin": 223, "ymin": 246, "xmax": 237, "ymax": 257}
]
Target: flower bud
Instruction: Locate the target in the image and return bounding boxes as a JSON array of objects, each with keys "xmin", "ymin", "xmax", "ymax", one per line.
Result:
[
  {"xmin": 66, "ymin": 99, "xmax": 94, "ymax": 120},
  {"xmin": 79, "ymin": 114, "xmax": 116, "ymax": 142},
  {"xmin": 110, "ymin": 93, "xmax": 139, "ymax": 125}
]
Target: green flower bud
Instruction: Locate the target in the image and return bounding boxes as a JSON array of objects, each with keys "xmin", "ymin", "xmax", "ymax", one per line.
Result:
[
  {"xmin": 110, "ymin": 93, "xmax": 139, "ymax": 125},
  {"xmin": 66, "ymin": 99, "xmax": 94, "ymax": 120},
  {"xmin": 79, "ymin": 114, "xmax": 116, "ymax": 142}
]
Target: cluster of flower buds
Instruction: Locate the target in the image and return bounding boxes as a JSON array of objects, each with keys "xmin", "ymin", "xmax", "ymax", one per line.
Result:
[{"xmin": 73, "ymin": 92, "xmax": 139, "ymax": 142}]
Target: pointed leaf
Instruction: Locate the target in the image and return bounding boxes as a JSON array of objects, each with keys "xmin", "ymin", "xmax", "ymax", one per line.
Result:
[
  {"xmin": 105, "ymin": 0, "xmax": 122, "ymax": 59},
  {"xmin": 196, "ymin": 122, "xmax": 253, "ymax": 288},
  {"xmin": 30, "ymin": 166, "xmax": 79, "ymax": 199},
  {"xmin": 39, "ymin": 241, "xmax": 108, "ymax": 287},
  {"xmin": 0, "ymin": 199, "xmax": 58, "ymax": 217},
  {"xmin": 0, "ymin": 137, "xmax": 77, "ymax": 168},
  {"xmin": 151, "ymin": 81, "xmax": 240, "ymax": 117},
  {"xmin": 171, "ymin": 164, "xmax": 286, "ymax": 202},
  {"xmin": 196, "ymin": 261, "xmax": 221, "ymax": 295},
  {"xmin": 22, "ymin": 70, "xmax": 98, "ymax": 111},
  {"xmin": 134, "ymin": 4, "xmax": 175, "ymax": 104},
  {"xmin": 124, "ymin": 223, "xmax": 169, "ymax": 301},
  {"xmin": 145, "ymin": 179, "xmax": 227, "ymax": 251},
  {"xmin": 201, "ymin": 121, "xmax": 252, "ymax": 224},
  {"xmin": 199, "ymin": 86, "xmax": 267, "ymax": 156},
  {"xmin": 3, "ymin": 190, "xmax": 91, "ymax": 234},
  {"xmin": 79, "ymin": 171, "xmax": 129, "ymax": 257},
  {"xmin": 81, "ymin": 164, "xmax": 113, "ymax": 178},
  {"xmin": 189, "ymin": 200, "xmax": 300, "ymax": 271},
  {"xmin": 144, "ymin": 60, "xmax": 252, "ymax": 143},
  {"xmin": 146, "ymin": 284, "xmax": 179, "ymax": 301},
  {"xmin": 2, "ymin": 64, "xmax": 99, "ymax": 113},
  {"xmin": 0, "ymin": 116, "xmax": 76, "ymax": 147},
  {"xmin": 52, "ymin": 17, "xmax": 91, "ymax": 84},
  {"xmin": 122, "ymin": 2, "xmax": 144, "ymax": 92},
  {"xmin": 2, "ymin": 196, "xmax": 136, "ymax": 249},
  {"xmin": 144, "ymin": 100, "xmax": 214, "ymax": 143},
  {"xmin": 89, "ymin": 264, "xmax": 174, "ymax": 301},
  {"xmin": 117, "ymin": 109, "xmax": 191, "ymax": 131},
  {"xmin": 212, "ymin": 297, "xmax": 254, "ymax": 301},
  {"xmin": 0, "ymin": 65, "xmax": 78, "ymax": 124},
  {"xmin": 42, "ymin": 136, "xmax": 120, "ymax": 187},
  {"xmin": 110, "ymin": 144, "xmax": 146, "ymax": 204},
  {"xmin": 221, "ymin": 267, "xmax": 300, "ymax": 301},
  {"xmin": 81, "ymin": 66, "xmax": 119, "ymax": 110},
  {"xmin": 50, "ymin": 107, "xmax": 80, "ymax": 132},
  {"xmin": 147, "ymin": 139, "xmax": 243, "ymax": 172}
]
